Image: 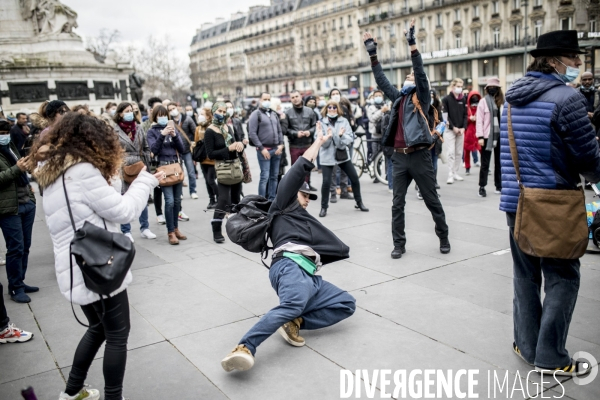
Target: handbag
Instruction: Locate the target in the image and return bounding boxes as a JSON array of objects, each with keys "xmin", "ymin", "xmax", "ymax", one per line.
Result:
[
  {"xmin": 507, "ymin": 105, "xmax": 588, "ymax": 259},
  {"xmin": 335, "ymin": 148, "xmax": 348, "ymax": 162},
  {"xmin": 216, "ymin": 159, "xmax": 243, "ymax": 185},
  {"xmin": 63, "ymin": 173, "xmax": 135, "ymax": 327},
  {"xmin": 156, "ymin": 150, "xmax": 184, "ymax": 187},
  {"xmin": 122, "ymin": 161, "xmax": 145, "ymax": 184}
]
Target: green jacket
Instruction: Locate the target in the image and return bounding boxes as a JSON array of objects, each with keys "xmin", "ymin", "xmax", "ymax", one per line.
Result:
[{"xmin": 0, "ymin": 143, "xmax": 35, "ymax": 217}]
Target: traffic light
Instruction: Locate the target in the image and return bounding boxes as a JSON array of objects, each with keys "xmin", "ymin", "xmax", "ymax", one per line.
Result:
[{"xmin": 203, "ymin": 92, "xmax": 209, "ymax": 99}]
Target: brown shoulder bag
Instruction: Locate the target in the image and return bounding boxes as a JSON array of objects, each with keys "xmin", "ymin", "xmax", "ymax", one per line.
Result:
[{"xmin": 507, "ymin": 105, "xmax": 588, "ymax": 259}]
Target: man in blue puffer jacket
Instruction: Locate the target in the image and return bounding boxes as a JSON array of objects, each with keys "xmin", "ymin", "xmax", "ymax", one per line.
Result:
[{"xmin": 501, "ymin": 30, "xmax": 600, "ymax": 378}]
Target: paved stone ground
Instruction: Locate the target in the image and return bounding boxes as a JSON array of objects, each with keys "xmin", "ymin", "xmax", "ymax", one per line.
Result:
[{"xmin": 1, "ymin": 149, "xmax": 599, "ymax": 400}]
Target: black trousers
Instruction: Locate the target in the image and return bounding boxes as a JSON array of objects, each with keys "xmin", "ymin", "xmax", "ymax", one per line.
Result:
[
  {"xmin": 153, "ymin": 186, "xmax": 163, "ymax": 216},
  {"xmin": 479, "ymin": 139, "xmax": 502, "ymax": 189},
  {"xmin": 0, "ymin": 282, "xmax": 8, "ymax": 330},
  {"xmin": 213, "ymin": 181, "xmax": 242, "ymax": 220},
  {"xmin": 391, "ymin": 149, "xmax": 448, "ymax": 248},
  {"xmin": 66, "ymin": 290, "xmax": 130, "ymax": 400},
  {"xmin": 321, "ymin": 160, "xmax": 362, "ymax": 209},
  {"xmin": 200, "ymin": 164, "xmax": 218, "ymax": 202}
]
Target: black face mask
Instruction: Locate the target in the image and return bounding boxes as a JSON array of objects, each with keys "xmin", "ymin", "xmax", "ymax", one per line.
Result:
[{"xmin": 487, "ymin": 88, "xmax": 498, "ymax": 96}]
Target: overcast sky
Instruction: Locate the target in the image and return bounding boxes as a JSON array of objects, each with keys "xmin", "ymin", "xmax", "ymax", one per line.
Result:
[{"xmin": 63, "ymin": 0, "xmax": 271, "ymax": 60}]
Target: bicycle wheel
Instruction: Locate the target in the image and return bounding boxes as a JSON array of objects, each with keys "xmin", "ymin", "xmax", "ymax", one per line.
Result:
[
  {"xmin": 352, "ymin": 149, "xmax": 364, "ymax": 178},
  {"xmin": 373, "ymin": 151, "xmax": 388, "ymax": 185}
]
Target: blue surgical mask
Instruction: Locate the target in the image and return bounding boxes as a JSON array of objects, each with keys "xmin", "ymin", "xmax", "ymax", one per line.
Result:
[
  {"xmin": 374, "ymin": 97, "xmax": 383, "ymax": 104},
  {"xmin": 318, "ymin": 100, "xmax": 326, "ymax": 107},
  {"xmin": 123, "ymin": 112, "xmax": 134, "ymax": 122},
  {"xmin": 157, "ymin": 116, "xmax": 168, "ymax": 126},
  {"xmin": 213, "ymin": 113, "xmax": 225, "ymax": 124},
  {"xmin": 0, "ymin": 135, "xmax": 10, "ymax": 146},
  {"xmin": 261, "ymin": 101, "xmax": 271, "ymax": 109},
  {"xmin": 554, "ymin": 58, "xmax": 580, "ymax": 83}
]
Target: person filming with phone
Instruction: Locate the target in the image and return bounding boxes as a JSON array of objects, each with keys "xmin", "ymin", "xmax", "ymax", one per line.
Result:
[{"xmin": 363, "ymin": 18, "xmax": 450, "ymax": 259}]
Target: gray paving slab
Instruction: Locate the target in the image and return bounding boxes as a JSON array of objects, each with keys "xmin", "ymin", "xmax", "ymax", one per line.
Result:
[
  {"xmin": 550, "ymin": 373, "xmax": 600, "ymax": 400},
  {"xmin": 0, "ymin": 369, "xmax": 65, "ymax": 400},
  {"xmin": 59, "ymin": 341, "xmax": 228, "ymax": 400}
]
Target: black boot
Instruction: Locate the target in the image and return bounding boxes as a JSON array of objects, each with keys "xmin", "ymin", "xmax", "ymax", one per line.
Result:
[
  {"xmin": 207, "ymin": 200, "xmax": 217, "ymax": 209},
  {"xmin": 440, "ymin": 237, "xmax": 451, "ymax": 254},
  {"xmin": 355, "ymin": 201, "xmax": 369, "ymax": 212},
  {"xmin": 319, "ymin": 208, "xmax": 327, "ymax": 218},
  {"xmin": 391, "ymin": 246, "xmax": 406, "ymax": 259},
  {"xmin": 212, "ymin": 221, "xmax": 225, "ymax": 243}
]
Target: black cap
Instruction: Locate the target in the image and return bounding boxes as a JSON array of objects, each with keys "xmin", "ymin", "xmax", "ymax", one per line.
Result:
[
  {"xmin": 299, "ymin": 182, "xmax": 317, "ymax": 200},
  {"xmin": 530, "ymin": 30, "xmax": 586, "ymax": 57}
]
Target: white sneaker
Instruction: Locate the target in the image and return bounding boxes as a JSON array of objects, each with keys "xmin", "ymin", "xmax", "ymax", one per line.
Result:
[
  {"xmin": 454, "ymin": 174, "xmax": 464, "ymax": 181},
  {"xmin": 447, "ymin": 176, "xmax": 454, "ymax": 184},
  {"xmin": 0, "ymin": 323, "xmax": 33, "ymax": 343},
  {"xmin": 388, "ymin": 189, "xmax": 393, "ymax": 194},
  {"xmin": 59, "ymin": 386, "xmax": 100, "ymax": 400},
  {"xmin": 140, "ymin": 229, "xmax": 157, "ymax": 239},
  {"xmin": 124, "ymin": 233, "xmax": 134, "ymax": 243},
  {"xmin": 0, "ymin": 258, "xmax": 5, "ymax": 266},
  {"xmin": 157, "ymin": 215, "xmax": 166, "ymax": 225},
  {"xmin": 475, "ymin": 161, "xmax": 481, "ymax": 167},
  {"xmin": 191, "ymin": 193, "xmax": 199, "ymax": 199},
  {"xmin": 178, "ymin": 211, "xmax": 190, "ymax": 221}
]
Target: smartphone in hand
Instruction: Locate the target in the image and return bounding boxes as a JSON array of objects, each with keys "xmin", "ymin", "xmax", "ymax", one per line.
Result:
[{"xmin": 166, "ymin": 120, "xmax": 175, "ymax": 130}]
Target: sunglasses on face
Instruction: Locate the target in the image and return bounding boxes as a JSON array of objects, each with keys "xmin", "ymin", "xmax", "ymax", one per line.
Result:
[{"xmin": 327, "ymin": 106, "xmax": 338, "ymax": 110}]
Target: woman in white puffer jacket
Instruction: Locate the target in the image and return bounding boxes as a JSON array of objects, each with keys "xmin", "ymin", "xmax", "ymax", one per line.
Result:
[{"xmin": 30, "ymin": 112, "xmax": 161, "ymax": 400}]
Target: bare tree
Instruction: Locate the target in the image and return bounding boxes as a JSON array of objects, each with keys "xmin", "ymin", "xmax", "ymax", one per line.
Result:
[{"xmin": 86, "ymin": 29, "xmax": 121, "ymax": 63}]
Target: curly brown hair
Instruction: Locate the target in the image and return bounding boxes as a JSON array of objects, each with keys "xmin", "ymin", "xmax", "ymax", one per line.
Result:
[{"xmin": 28, "ymin": 112, "xmax": 124, "ymax": 182}]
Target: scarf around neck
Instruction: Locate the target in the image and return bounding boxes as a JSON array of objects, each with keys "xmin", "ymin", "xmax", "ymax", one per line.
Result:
[
  {"xmin": 485, "ymin": 94, "xmax": 500, "ymax": 151},
  {"xmin": 118, "ymin": 120, "xmax": 137, "ymax": 141}
]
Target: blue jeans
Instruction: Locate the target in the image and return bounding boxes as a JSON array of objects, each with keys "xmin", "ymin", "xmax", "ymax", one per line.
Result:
[
  {"xmin": 0, "ymin": 201, "xmax": 36, "ymax": 294},
  {"xmin": 508, "ymin": 213, "xmax": 580, "ymax": 368},
  {"xmin": 161, "ymin": 183, "xmax": 183, "ymax": 233},
  {"xmin": 239, "ymin": 258, "xmax": 356, "ymax": 355},
  {"xmin": 120, "ymin": 206, "xmax": 149, "ymax": 234},
  {"xmin": 181, "ymin": 152, "xmax": 197, "ymax": 195},
  {"xmin": 257, "ymin": 149, "xmax": 281, "ymax": 201}
]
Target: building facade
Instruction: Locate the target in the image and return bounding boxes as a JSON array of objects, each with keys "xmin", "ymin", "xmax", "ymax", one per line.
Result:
[{"xmin": 190, "ymin": 0, "xmax": 600, "ymax": 103}]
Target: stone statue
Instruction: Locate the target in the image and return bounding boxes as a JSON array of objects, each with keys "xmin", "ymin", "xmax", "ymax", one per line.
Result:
[
  {"xmin": 20, "ymin": 0, "xmax": 78, "ymax": 36},
  {"xmin": 129, "ymin": 72, "xmax": 145, "ymax": 103}
]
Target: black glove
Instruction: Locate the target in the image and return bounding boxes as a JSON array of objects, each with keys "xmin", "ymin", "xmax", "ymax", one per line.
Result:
[
  {"xmin": 364, "ymin": 38, "xmax": 377, "ymax": 56},
  {"xmin": 405, "ymin": 24, "xmax": 416, "ymax": 46}
]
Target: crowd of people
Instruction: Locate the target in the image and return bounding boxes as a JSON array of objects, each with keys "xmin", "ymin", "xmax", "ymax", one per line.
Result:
[{"xmin": 0, "ymin": 22, "xmax": 599, "ymax": 400}]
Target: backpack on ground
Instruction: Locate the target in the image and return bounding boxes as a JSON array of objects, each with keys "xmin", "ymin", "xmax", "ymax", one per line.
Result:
[{"xmin": 225, "ymin": 195, "xmax": 300, "ymax": 265}]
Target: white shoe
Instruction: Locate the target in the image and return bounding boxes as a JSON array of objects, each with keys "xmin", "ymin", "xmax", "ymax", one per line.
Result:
[
  {"xmin": 388, "ymin": 189, "xmax": 393, "ymax": 194},
  {"xmin": 124, "ymin": 233, "xmax": 134, "ymax": 243},
  {"xmin": 0, "ymin": 258, "xmax": 5, "ymax": 266},
  {"xmin": 453, "ymin": 174, "xmax": 464, "ymax": 181},
  {"xmin": 178, "ymin": 211, "xmax": 190, "ymax": 221},
  {"xmin": 191, "ymin": 193, "xmax": 199, "ymax": 199},
  {"xmin": 447, "ymin": 176, "xmax": 454, "ymax": 184},
  {"xmin": 157, "ymin": 215, "xmax": 166, "ymax": 225},
  {"xmin": 140, "ymin": 229, "xmax": 157, "ymax": 239},
  {"xmin": 59, "ymin": 386, "xmax": 100, "ymax": 400},
  {"xmin": 475, "ymin": 162, "xmax": 481, "ymax": 167}
]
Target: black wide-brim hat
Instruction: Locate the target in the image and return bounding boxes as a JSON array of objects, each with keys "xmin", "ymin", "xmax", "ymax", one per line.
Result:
[
  {"xmin": 299, "ymin": 182, "xmax": 318, "ymax": 200},
  {"xmin": 530, "ymin": 30, "xmax": 586, "ymax": 57}
]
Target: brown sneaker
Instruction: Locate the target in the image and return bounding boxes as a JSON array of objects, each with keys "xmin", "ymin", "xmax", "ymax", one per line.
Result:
[
  {"xmin": 277, "ymin": 317, "xmax": 305, "ymax": 347},
  {"xmin": 173, "ymin": 228, "xmax": 187, "ymax": 240},
  {"xmin": 221, "ymin": 344, "xmax": 255, "ymax": 372},
  {"xmin": 168, "ymin": 232, "xmax": 179, "ymax": 245}
]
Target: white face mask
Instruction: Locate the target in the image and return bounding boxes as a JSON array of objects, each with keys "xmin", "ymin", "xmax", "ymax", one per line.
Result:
[
  {"xmin": 331, "ymin": 94, "xmax": 341, "ymax": 102},
  {"xmin": 198, "ymin": 115, "xmax": 206, "ymax": 123},
  {"xmin": 403, "ymin": 80, "xmax": 416, "ymax": 88},
  {"xmin": 170, "ymin": 109, "xmax": 179, "ymax": 117},
  {"xmin": 186, "ymin": 111, "xmax": 193, "ymax": 117},
  {"xmin": 454, "ymin": 87, "xmax": 463, "ymax": 95},
  {"xmin": 109, "ymin": 109, "xmax": 116, "ymax": 116},
  {"xmin": 226, "ymin": 108, "xmax": 234, "ymax": 116}
]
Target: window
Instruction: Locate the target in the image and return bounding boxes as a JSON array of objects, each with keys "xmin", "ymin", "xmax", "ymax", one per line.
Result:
[
  {"xmin": 479, "ymin": 58, "xmax": 499, "ymax": 76},
  {"xmin": 437, "ymin": 36, "xmax": 443, "ymax": 51},
  {"xmin": 420, "ymin": 41, "xmax": 426, "ymax": 52},
  {"xmin": 348, "ymin": 15, "xmax": 351, "ymax": 26},
  {"xmin": 316, "ymin": 80, "xmax": 321, "ymax": 91},
  {"xmin": 436, "ymin": 13, "xmax": 442, "ymax": 27},
  {"xmin": 591, "ymin": 20, "xmax": 597, "ymax": 33},
  {"xmin": 507, "ymin": 55, "xmax": 524, "ymax": 74},
  {"xmin": 535, "ymin": 20, "xmax": 543, "ymax": 39},
  {"xmin": 378, "ymin": 26, "xmax": 383, "ymax": 38},
  {"xmin": 513, "ymin": 0, "xmax": 520, "ymax": 9},
  {"xmin": 455, "ymin": 9, "xmax": 461, "ymax": 21},
  {"xmin": 492, "ymin": 1, "xmax": 499, "ymax": 13},
  {"xmin": 434, "ymin": 64, "xmax": 447, "ymax": 80},
  {"xmin": 534, "ymin": 0, "xmax": 542, "ymax": 5},
  {"xmin": 420, "ymin": 17, "xmax": 425, "ymax": 29},
  {"xmin": 561, "ymin": 17, "xmax": 572, "ymax": 30},
  {"xmin": 340, "ymin": 17, "xmax": 344, "ymax": 29},
  {"xmin": 493, "ymin": 28, "xmax": 500, "ymax": 48},
  {"xmin": 473, "ymin": 5, "xmax": 479, "ymax": 18},
  {"xmin": 452, "ymin": 61, "xmax": 471, "ymax": 79},
  {"xmin": 390, "ymin": 24, "xmax": 396, "ymax": 36},
  {"xmin": 332, "ymin": 19, "xmax": 336, "ymax": 30},
  {"xmin": 513, "ymin": 24, "xmax": 521, "ymax": 45},
  {"xmin": 455, "ymin": 34, "xmax": 461, "ymax": 48},
  {"xmin": 474, "ymin": 30, "xmax": 480, "ymax": 49},
  {"xmin": 420, "ymin": 0, "xmax": 424, "ymax": 10}
]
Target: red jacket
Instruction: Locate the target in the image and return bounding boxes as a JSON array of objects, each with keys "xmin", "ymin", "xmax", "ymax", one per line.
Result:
[{"xmin": 464, "ymin": 90, "xmax": 481, "ymax": 152}]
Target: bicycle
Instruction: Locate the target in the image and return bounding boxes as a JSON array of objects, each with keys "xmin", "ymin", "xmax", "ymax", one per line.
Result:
[{"xmin": 352, "ymin": 131, "xmax": 388, "ymax": 185}]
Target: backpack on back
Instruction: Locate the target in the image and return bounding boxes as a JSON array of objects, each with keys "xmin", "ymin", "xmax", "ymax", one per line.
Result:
[{"xmin": 226, "ymin": 195, "xmax": 300, "ymax": 264}]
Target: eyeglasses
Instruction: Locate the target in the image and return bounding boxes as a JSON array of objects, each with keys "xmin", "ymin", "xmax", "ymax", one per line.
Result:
[
  {"xmin": 562, "ymin": 54, "xmax": 581, "ymax": 60},
  {"xmin": 327, "ymin": 106, "xmax": 338, "ymax": 110}
]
